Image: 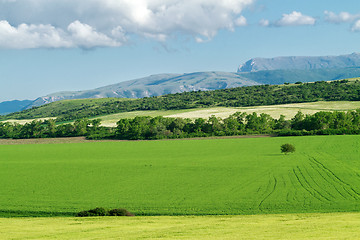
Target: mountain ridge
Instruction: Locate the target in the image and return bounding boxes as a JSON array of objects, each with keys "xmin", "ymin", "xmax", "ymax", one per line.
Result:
[
  {"xmin": 27, "ymin": 67, "xmax": 360, "ymax": 109},
  {"xmin": 28, "ymin": 72, "xmax": 260, "ymax": 108},
  {"xmin": 238, "ymin": 52, "xmax": 360, "ymax": 72},
  {"xmin": 3, "ymin": 53, "xmax": 360, "ymax": 115},
  {"xmin": 0, "ymin": 100, "xmax": 33, "ymax": 115}
]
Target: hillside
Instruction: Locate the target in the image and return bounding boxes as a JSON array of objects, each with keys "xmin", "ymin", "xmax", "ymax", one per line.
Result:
[
  {"xmin": 28, "ymin": 72, "xmax": 259, "ymax": 108},
  {"xmin": 2, "ymin": 78, "xmax": 360, "ymax": 121},
  {"xmin": 25, "ymin": 67, "xmax": 360, "ymax": 109},
  {"xmin": 238, "ymin": 52, "xmax": 360, "ymax": 72}
]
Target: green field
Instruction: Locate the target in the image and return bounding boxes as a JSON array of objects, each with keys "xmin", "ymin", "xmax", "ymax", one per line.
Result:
[
  {"xmin": 1, "ymin": 213, "xmax": 359, "ymax": 239},
  {"xmin": 0, "ymin": 135, "xmax": 359, "ymax": 217}
]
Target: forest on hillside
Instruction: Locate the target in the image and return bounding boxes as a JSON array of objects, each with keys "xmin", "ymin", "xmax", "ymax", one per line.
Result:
[{"xmin": 2, "ymin": 79, "xmax": 360, "ymax": 122}]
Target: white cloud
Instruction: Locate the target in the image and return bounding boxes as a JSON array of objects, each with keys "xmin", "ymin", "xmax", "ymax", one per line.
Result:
[
  {"xmin": 274, "ymin": 11, "xmax": 316, "ymax": 27},
  {"xmin": 0, "ymin": 0, "xmax": 254, "ymax": 49},
  {"xmin": 324, "ymin": 11, "xmax": 360, "ymax": 24},
  {"xmin": 259, "ymin": 19, "xmax": 269, "ymax": 27},
  {"xmin": 0, "ymin": 20, "xmax": 70, "ymax": 49},
  {"xmin": 67, "ymin": 21, "xmax": 121, "ymax": 48},
  {"xmin": 0, "ymin": 20, "xmax": 123, "ymax": 49},
  {"xmin": 351, "ymin": 20, "xmax": 360, "ymax": 32},
  {"xmin": 235, "ymin": 16, "xmax": 247, "ymax": 26}
]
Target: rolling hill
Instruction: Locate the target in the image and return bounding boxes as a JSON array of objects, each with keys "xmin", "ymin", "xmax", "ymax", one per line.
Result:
[
  {"xmin": 26, "ymin": 67, "xmax": 360, "ymax": 109},
  {"xmin": 2, "ymin": 77, "xmax": 360, "ymax": 121},
  {"xmin": 28, "ymin": 72, "xmax": 259, "ymax": 108}
]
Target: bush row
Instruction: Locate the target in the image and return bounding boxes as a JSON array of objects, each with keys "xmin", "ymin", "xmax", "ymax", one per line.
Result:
[{"xmin": 76, "ymin": 207, "xmax": 134, "ymax": 217}]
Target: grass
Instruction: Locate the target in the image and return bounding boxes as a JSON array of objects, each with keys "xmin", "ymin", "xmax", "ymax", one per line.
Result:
[
  {"xmin": 0, "ymin": 135, "xmax": 359, "ymax": 217},
  {"xmin": 1, "ymin": 213, "xmax": 359, "ymax": 239},
  {"xmin": 75, "ymin": 101, "xmax": 360, "ymax": 126},
  {"xmin": 3, "ymin": 101, "xmax": 360, "ymax": 126},
  {"xmin": 91, "ymin": 109, "xmax": 199, "ymax": 127},
  {"xmin": 1, "ymin": 97, "xmax": 133, "ymax": 121},
  {"xmin": 164, "ymin": 101, "xmax": 360, "ymax": 120}
]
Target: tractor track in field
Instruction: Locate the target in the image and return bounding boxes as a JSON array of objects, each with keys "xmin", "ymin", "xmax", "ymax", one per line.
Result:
[
  {"xmin": 292, "ymin": 166, "xmax": 330, "ymax": 202},
  {"xmin": 258, "ymin": 176, "xmax": 277, "ymax": 210},
  {"xmin": 308, "ymin": 156, "xmax": 360, "ymax": 200},
  {"xmin": 303, "ymin": 165, "xmax": 336, "ymax": 200},
  {"xmin": 308, "ymin": 161, "xmax": 345, "ymax": 199}
]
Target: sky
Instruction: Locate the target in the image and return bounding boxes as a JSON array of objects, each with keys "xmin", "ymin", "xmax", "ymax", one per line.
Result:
[{"xmin": 0, "ymin": 0, "xmax": 359, "ymax": 102}]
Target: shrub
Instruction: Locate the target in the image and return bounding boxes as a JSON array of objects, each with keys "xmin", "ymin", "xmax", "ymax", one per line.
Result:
[
  {"xmin": 280, "ymin": 143, "xmax": 296, "ymax": 155},
  {"xmin": 76, "ymin": 207, "xmax": 108, "ymax": 217},
  {"xmin": 76, "ymin": 207, "xmax": 134, "ymax": 217},
  {"xmin": 109, "ymin": 208, "xmax": 134, "ymax": 216}
]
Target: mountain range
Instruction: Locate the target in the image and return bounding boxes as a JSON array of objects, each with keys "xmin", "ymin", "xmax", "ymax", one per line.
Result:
[
  {"xmin": 2, "ymin": 53, "xmax": 360, "ymax": 115},
  {"xmin": 238, "ymin": 52, "xmax": 360, "ymax": 72},
  {"xmin": 0, "ymin": 100, "xmax": 33, "ymax": 116}
]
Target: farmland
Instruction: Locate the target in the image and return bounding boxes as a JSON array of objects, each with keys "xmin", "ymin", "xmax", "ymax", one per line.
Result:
[
  {"xmin": 96, "ymin": 100, "xmax": 360, "ymax": 127},
  {"xmin": 4, "ymin": 100, "xmax": 360, "ymax": 127},
  {"xmin": 3, "ymin": 78, "xmax": 360, "ymax": 122},
  {"xmin": 1, "ymin": 213, "xmax": 359, "ymax": 239},
  {"xmin": 0, "ymin": 135, "xmax": 359, "ymax": 217}
]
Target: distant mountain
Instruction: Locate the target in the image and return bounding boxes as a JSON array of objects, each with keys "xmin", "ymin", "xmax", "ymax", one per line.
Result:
[
  {"xmin": 0, "ymin": 100, "xmax": 33, "ymax": 115},
  {"xmin": 238, "ymin": 53, "xmax": 360, "ymax": 72},
  {"xmin": 28, "ymin": 72, "xmax": 260, "ymax": 108},
  {"xmin": 25, "ymin": 67, "xmax": 360, "ymax": 109}
]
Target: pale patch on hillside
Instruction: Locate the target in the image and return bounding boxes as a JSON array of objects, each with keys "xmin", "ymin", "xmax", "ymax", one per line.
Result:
[
  {"xmin": 3, "ymin": 118, "xmax": 55, "ymax": 125},
  {"xmin": 165, "ymin": 101, "xmax": 360, "ymax": 120},
  {"xmin": 99, "ymin": 101, "xmax": 360, "ymax": 127},
  {"xmin": 3, "ymin": 101, "xmax": 360, "ymax": 127}
]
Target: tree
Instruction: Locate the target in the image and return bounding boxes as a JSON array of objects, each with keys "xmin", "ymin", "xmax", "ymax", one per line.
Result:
[{"xmin": 281, "ymin": 143, "xmax": 296, "ymax": 155}]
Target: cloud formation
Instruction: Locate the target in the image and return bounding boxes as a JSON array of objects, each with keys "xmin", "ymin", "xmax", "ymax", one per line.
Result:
[
  {"xmin": 274, "ymin": 11, "xmax": 316, "ymax": 26},
  {"xmin": 352, "ymin": 20, "xmax": 360, "ymax": 32},
  {"xmin": 324, "ymin": 11, "xmax": 360, "ymax": 24},
  {"xmin": 0, "ymin": 0, "xmax": 254, "ymax": 49},
  {"xmin": 324, "ymin": 11, "xmax": 360, "ymax": 33},
  {"xmin": 259, "ymin": 19, "xmax": 270, "ymax": 27},
  {"xmin": 260, "ymin": 11, "xmax": 316, "ymax": 28},
  {"xmin": 0, "ymin": 20, "xmax": 122, "ymax": 49}
]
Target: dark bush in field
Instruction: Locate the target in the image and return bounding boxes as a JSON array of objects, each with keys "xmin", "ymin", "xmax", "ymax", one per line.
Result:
[
  {"xmin": 76, "ymin": 207, "xmax": 108, "ymax": 217},
  {"xmin": 281, "ymin": 143, "xmax": 296, "ymax": 155},
  {"xmin": 108, "ymin": 208, "xmax": 134, "ymax": 216},
  {"xmin": 76, "ymin": 207, "xmax": 134, "ymax": 217}
]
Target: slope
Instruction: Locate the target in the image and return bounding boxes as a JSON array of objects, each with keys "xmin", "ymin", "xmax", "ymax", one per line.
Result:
[
  {"xmin": 2, "ymin": 78, "xmax": 360, "ymax": 121},
  {"xmin": 26, "ymin": 67, "xmax": 360, "ymax": 108}
]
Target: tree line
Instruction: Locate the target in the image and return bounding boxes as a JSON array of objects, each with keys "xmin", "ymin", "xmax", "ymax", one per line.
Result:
[
  {"xmin": 3, "ymin": 79, "xmax": 360, "ymax": 122},
  {"xmin": 2, "ymin": 109, "xmax": 360, "ymax": 140}
]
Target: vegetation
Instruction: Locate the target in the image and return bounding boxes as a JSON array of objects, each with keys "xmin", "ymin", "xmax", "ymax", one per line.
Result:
[
  {"xmin": 281, "ymin": 144, "xmax": 296, "ymax": 154},
  {"xmin": 2, "ymin": 78, "xmax": 360, "ymax": 121},
  {"xmin": 6, "ymin": 101, "xmax": 360, "ymax": 128},
  {"xmin": 3, "ymin": 109, "xmax": 360, "ymax": 140},
  {"xmin": 76, "ymin": 207, "xmax": 133, "ymax": 217},
  {"xmin": 0, "ymin": 135, "xmax": 359, "ymax": 217},
  {"xmin": 1, "ymin": 213, "xmax": 359, "ymax": 239}
]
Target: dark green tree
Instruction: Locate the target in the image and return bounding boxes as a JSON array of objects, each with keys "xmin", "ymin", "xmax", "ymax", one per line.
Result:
[{"xmin": 281, "ymin": 143, "xmax": 296, "ymax": 155}]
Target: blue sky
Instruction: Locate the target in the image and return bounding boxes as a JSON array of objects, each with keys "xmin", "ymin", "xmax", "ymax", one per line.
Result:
[{"xmin": 0, "ymin": 0, "xmax": 359, "ymax": 102}]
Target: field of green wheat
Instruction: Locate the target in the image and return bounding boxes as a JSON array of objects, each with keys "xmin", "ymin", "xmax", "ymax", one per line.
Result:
[{"xmin": 0, "ymin": 135, "xmax": 359, "ymax": 217}]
